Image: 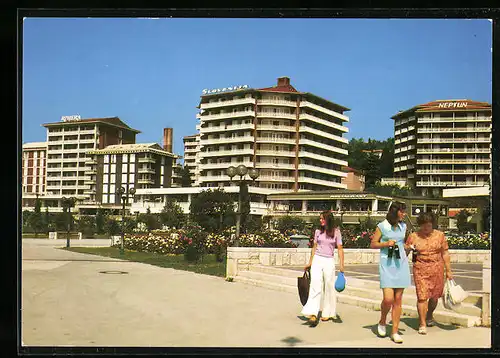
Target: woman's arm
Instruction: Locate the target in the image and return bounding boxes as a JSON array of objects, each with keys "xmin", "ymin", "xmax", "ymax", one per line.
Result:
[
  {"xmin": 337, "ymin": 244, "xmax": 345, "ymax": 273},
  {"xmin": 370, "ymin": 227, "xmax": 394, "ymax": 249},
  {"xmin": 441, "ymin": 233, "xmax": 453, "ymax": 279},
  {"xmin": 305, "ymin": 242, "xmax": 317, "ymax": 269}
]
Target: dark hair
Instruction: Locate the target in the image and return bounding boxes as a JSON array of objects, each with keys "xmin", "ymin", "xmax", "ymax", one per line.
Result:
[
  {"xmin": 417, "ymin": 212, "xmax": 435, "ymax": 226},
  {"xmin": 320, "ymin": 210, "xmax": 337, "ymax": 237},
  {"xmin": 386, "ymin": 202, "xmax": 406, "ymax": 226}
]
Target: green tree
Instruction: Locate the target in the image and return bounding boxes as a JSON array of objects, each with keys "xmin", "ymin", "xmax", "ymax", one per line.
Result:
[
  {"xmin": 95, "ymin": 208, "xmax": 106, "ymax": 234},
  {"xmin": 160, "ymin": 199, "xmax": 186, "ymax": 229},
  {"xmin": 53, "ymin": 212, "xmax": 69, "ymax": 231},
  {"xmin": 366, "ymin": 182, "xmax": 414, "ymax": 197},
  {"xmin": 379, "ymin": 138, "xmax": 395, "ymax": 178},
  {"xmin": 139, "ymin": 208, "xmax": 162, "ymax": 231},
  {"xmin": 362, "ymin": 153, "xmax": 382, "ymax": 189},
  {"xmin": 180, "ymin": 166, "xmax": 193, "ymax": 187},
  {"xmin": 104, "ymin": 218, "xmax": 121, "ymax": 238},
  {"xmin": 189, "ymin": 188, "xmax": 235, "ymax": 233},
  {"xmin": 78, "ymin": 215, "xmax": 96, "ymax": 237},
  {"xmin": 28, "ymin": 198, "xmax": 44, "ymax": 237},
  {"xmin": 43, "ymin": 207, "xmax": 50, "ymax": 234},
  {"xmin": 239, "ymin": 182, "xmax": 251, "ymax": 234},
  {"xmin": 275, "ymin": 215, "xmax": 307, "ymax": 235}
]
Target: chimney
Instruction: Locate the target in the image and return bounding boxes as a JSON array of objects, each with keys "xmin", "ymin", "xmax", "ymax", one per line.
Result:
[
  {"xmin": 163, "ymin": 128, "xmax": 173, "ymax": 153},
  {"xmin": 277, "ymin": 76, "xmax": 290, "ymax": 87}
]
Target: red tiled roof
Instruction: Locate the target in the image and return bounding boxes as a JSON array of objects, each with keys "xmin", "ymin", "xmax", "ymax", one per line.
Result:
[
  {"xmin": 258, "ymin": 84, "xmax": 299, "ymax": 93},
  {"xmin": 392, "ymin": 100, "xmax": 491, "ymax": 119}
]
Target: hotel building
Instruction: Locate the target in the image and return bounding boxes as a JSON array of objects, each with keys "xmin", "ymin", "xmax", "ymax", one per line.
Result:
[
  {"xmin": 81, "ymin": 143, "xmax": 176, "ymax": 213},
  {"xmin": 41, "ymin": 116, "xmax": 140, "ymax": 208},
  {"xmin": 391, "ymin": 100, "xmax": 491, "ymax": 197},
  {"xmin": 21, "ymin": 142, "xmax": 48, "ymax": 208},
  {"xmin": 196, "ymin": 77, "xmax": 350, "ymax": 191}
]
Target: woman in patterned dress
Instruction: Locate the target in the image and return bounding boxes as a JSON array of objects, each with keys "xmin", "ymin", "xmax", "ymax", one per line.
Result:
[
  {"xmin": 370, "ymin": 202, "xmax": 411, "ymax": 344},
  {"xmin": 405, "ymin": 212, "xmax": 454, "ymax": 335}
]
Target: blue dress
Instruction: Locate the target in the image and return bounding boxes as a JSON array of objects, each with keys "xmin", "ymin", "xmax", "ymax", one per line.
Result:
[{"xmin": 377, "ymin": 219, "xmax": 411, "ymax": 289}]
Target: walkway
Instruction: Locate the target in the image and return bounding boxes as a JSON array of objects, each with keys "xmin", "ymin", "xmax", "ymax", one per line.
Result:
[{"xmin": 21, "ymin": 240, "xmax": 490, "ymax": 348}]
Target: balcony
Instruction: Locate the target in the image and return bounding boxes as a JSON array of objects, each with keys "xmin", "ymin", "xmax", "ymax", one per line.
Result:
[
  {"xmin": 416, "ymin": 181, "xmax": 487, "ymax": 187},
  {"xmin": 299, "ymin": 126, "xmax": 348, "ymax": 144},
  {"xmin": 201, "ymin": 148, "xmax": 254, "ymax": 157},
  {"xmin": 184, "ymin": 147, "xmax": 199, "ymax": 153},
  {"xmin": 256, "ymin": 136, "xmax": 296, "ymax": 145},
  {"xmin": 255, "ymin": 162, "xmax": 295, "ymax": 170},
  {"xmin": 83, "ymin": 189, "xmax": 96, "ymax": 194},
  {"xmin": 417, "ymin": 137, "xmax": 491, "ymax": 144},
  {"xmin": 138, "ymin": 168, "xmax": 155, "ymax": 174},
  {"xmin": 199, "ymin": 162, "xmax": 254, "ymax": 170},
  {"xmin": 416, "ymin": 169, "xmax": 491, "ymax": 175},
  {"xmin": 299, "ymin": 139, "xmax": 348, "ymax": 156},
  {"xmin": 417, "ymin": 158, "xmax": 490, "ymax": 164},
  {"xmin": 86, "ymin": 168, "xmax": 97, "ymax": 174},
  {"xmin": 61, "ymin": 167, "xmax": 78, "ymax": 172},
  {"xmin": 200, "ymin": 97, "xmax": 256, "ymax": 109},
  {"xmin": 257, "ymin": 111, "xmax": 296, "ymax": 120},
  {"xmin": 200, "ymin": 135, "xmax": 254, "ymax": 146},
  {"xmin": 257, "ymin": 150, "xmax": 295, "ymax": 157},
  {"xmin": 297, "ymin": 176, "xmax": 346, "ymax": 189},
  {"xmin": 199, "ymin": 175, "xmax": 233, "ymax": 182},
  {"xmin": 259, "ymin": 99, "xmax": 296, "ymax": 106},
  {"xmin": 257, "ymin": 175, "xmax": 296, "ymax": 182},
  {"xmin": 299, "ymin": 164, "xmax": 347, "ymax": 178},
  {"xmin": 299, "ymin": 101, "xmax": 349, "ymax": 122},
  {"xmin": 198, "ymin": 110, "xmax": 255, "ymax": 121},
  {"xmin": 381, "ymin": 178, "xmax": 408, "ymax": 186},
  {"xmin": 298, "ymin": 151, "xmax": 348, "ymax": 167},
  {"xmin": 417, "ymin": 127, "xmax": 491, "ymax": 133},
  {"xmin": 416, "ymin": 148, "xmax": 491, "ymax": 154},
  {"xmin": 47, "ymin": 149, "xmax": 64, "ymax": 155},
  {"xmin": 299, "ymin": 113, "xmax": 349, "ymax": 133},
  {"xmin": 138, "ymin": 156, "xmax": 156, "ymax": 163},
  {"xmin": 137, "ymin": 178, "xmax": 155, "ymax": 184},
  {"xmin": 202, "ymin": 123, "xmax": 254, "ymax": 133},
  {"xmin": 394, "ymin": 155, "xmax": 416, "ymax": 163},
  {"xmin": 417, "ymin": 116, "xmax": 491, "ymax": 123},
  {"xmin": 257, "ymin": 124, "xmax": 295, "ymax": 132},
  {"xmin": 84, "ymin": 177, "xmax": 96, "ymax": 184},
  {"xmin": 79, "ymin": 129, "xmax": 96, "ymax": 135}
]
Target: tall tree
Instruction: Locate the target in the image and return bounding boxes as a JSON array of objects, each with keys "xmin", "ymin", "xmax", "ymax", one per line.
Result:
[
  {"xmin": 160, "ymin": 199, "xmax": 186, "ymax": 228},
  {"xmin": 362, "ymin": 153, "xmax": 382, "ymax": 188},
  {"xmin": 180, "ymin": 166, "xmax": 193, "ymax": 187},
  {"xmin": 95, "ymin": 208, "xmax": 106, "ymax": 235},
  {"xmin": 189, "ymin": 188, "xmax": 235, "ymax": 233},
  {"xmin": 29, "ymin": 197, "xmax": 43, "ymax": 237},
  {"xmin": 379, "ymin": 137, "xmax": 395, "ymax": 178}
]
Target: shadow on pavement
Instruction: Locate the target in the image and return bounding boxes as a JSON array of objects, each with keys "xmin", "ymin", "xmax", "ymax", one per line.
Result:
[
  {"xmin": 281, "ymin": 336, "xmax": 303, "ymax": 346},
  {"xmin": 400, "ymin": 317, "xmax": 459, "ymax": 332},
  {"xmin": 363, "ymin": 324, "xmax": 407, "ymax": 337}
]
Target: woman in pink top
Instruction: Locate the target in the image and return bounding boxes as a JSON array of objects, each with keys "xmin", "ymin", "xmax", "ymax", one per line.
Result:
[{"xmin": 301, "ymin": 210, "xmax": 345, "ymax": 327}]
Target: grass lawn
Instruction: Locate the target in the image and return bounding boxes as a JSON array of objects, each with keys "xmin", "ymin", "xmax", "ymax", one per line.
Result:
[{"xmin": 62, "ymin": 247, "xmax": 226, "ymax": 277}]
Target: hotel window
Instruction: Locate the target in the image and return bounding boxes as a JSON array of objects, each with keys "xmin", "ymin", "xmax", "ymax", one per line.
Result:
[
  {"xmin": 122, "ymin": 174, "xmax": 128, "ymax": 183},
  {"xmin": 103, "ymin": 184, "xmax": 109, "ymax": 193},
  {"xmin": 130, "ymin": 163, "xmax": 135, "ymax": 172},
  {"xmin": 111, "ymin": 154, "xmax": 117, "ymax": 163},
  {"xmin": 109, "ymin": 194, "xmax": 115, "ymax": 203},
  {"xmin": 104, "ymin": 155, "xmax": 109, "ymax": 164},
  {"xmin": 110, "ymin": 174, "xmax": 116, "ymax": 183},
  {"xmin": 122, "ymin": 163, "xmax": 128, "ymax": 173},
  {"xmin": 111, "ymin": 164, "xmax": 116, "ymax": 173},
  {"xmin": 130, "ymin": 154, "xmax": 135, "ymax": 162},
  {"xmin": 104, "ymin": 164, "xmax": 109, "ymax": 174},
  {"xmin": 110, "ymin": 184, "xmax": 116, "ymax": 194},
  {"xmin": 102, "ymin": 195, "xmax": 108, "ymax": 204}
]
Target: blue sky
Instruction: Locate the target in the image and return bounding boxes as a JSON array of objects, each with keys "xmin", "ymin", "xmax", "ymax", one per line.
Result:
[{"xmin": 22, "ymin": 18, "xmax": 492, "ymax": 155}]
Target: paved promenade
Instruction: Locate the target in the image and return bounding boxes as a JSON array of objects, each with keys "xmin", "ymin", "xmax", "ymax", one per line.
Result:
[{"xmin": 21, "ymin": 240, "xmax": 490, "ymax": 348}]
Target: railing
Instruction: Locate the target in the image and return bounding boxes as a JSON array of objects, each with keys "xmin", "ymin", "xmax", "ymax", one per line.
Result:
[
  {"xmin": 138, "ymin": 168, "xmax": 155, "ymax": 174},
  {"xmin": 381, "ymin": 178, "xmax": 408, "ymax": 185},
  {"xmin": 199, "ymin": 110, "xmax": 255, "ymax": 121},
  {"xmin": 201, "ymin": 149, "xmax": 254, "ymax": 157},
  {"xmin": 299, "ymin": 164, "xmax": 347, "ymax": 177},
  {"xmin": 298, "ymin": 176, "xmax": 346, "ymax": 188},
  {"xmin": 417, "ymin": 159, "xmax": 490, "ymax": 164},
  {"xmin": 257, "ymin": 112, "xmax": 296, "ymax": 120},
  {"xmin": 200, "ymin": 136, "xmax": 254, "ymax": 145},
  {"xmin": 257, "ymin": 150, "xmax": 295, "ymax": 157},
  {"xmin": 199, "ymin": 162, "xmax": 253, "ymax": 170},
  {"xmin": 299, "ymin": 138, "xmax": 348, "ymax": 155},
  {"xmin": 299, "ymin": 113, "xmax": 348, "ymax": 132},
  {"xmin": 255, "ymin": 162, "xmax": 295, "ymax": 169},
  {"xmin": 299, "ymin": 126, "xmax": 348, "ymax": 144},
  {"xmin": 202, "ymin": 123, "xmax": 254, "ymax": 133},
  {"xmin": 258, "ymin": 99, "xmax": 296, "ymax": 106},
  {"xmin": 138, "ymin": 157, "xmax": 156, "ymax": 163},
  {"xmin": 416, "ymin": 181, "xmax": 487, "ymax": 187},
  {"xmin": 258, "ymin": 175, "xmax": 295, "ymax": 182},
  {"xmin": 418, "ymin": 127, "xmax": 491, "ymax": 133},
  {"xmin": 257, "ymin": 124, "xmax": 295, "ymax": 132},
  {"xmin": 416, "ymin": 148, "xmax": 490, "ymax": 154},
  {"xmin": 417, "ymin": 116, "xmax": 491, "ymax": 123},
  {"xmin": 299, "ymin": 101, "xmax": 349, "ymax": 121},
  {"xmin": 256, "ymin": 137, "xmax": 296, "ymax": 144},
  {"xmin": 417, "ymin": 137, "xmax": 491, "ymax": 143},
  {"xmin": 137, "ymin": 179, "xmax": 154, "ymax": 184},
  {"xmin": 200, "ymin": 98, "xmax": 256, "ymax": 109},
  {"xmin": 416, "ymin": 169, "xmax": 491, "ymax": 174},
  {"xmin": 299, "ymin": 151, "xmax": 348, "ymax": 166}
]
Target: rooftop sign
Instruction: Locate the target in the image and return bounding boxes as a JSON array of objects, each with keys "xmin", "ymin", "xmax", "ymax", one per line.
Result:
[
  {"xmin": 61, "ymin": 115, "xmax": 81, "ymax": 122},
  {"xmin": 437, "ymin": 102, "xmax": 468, "ymax": 109},
  {"xmin": 202, "ymin": 85, "xmax": 249, "ymax": 95}
]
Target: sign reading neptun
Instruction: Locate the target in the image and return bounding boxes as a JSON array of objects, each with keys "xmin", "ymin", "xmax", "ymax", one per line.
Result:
[
  {"xmin": 437, "ymin": 102, "xmax": 468, "ymax": 109},
  {"xmin": 202, "ymin": 85, "xmax": 249, "ymax": 95},
  {"xmin": 61, "ymin": 115, "xmax": 81, "ymax": 122}
]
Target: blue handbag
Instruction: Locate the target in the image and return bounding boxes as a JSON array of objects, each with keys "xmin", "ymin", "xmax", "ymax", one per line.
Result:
[{"xmin": 335, "ymin": 272, "xmax": 346, "ymax": 292}]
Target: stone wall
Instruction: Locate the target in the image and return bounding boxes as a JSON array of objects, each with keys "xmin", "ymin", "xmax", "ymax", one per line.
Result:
[{"xmin": 226, "ymin": 247, "xmax": 491, "ymax": 278}]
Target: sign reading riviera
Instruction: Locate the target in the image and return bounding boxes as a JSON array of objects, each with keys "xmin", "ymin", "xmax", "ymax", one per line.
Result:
[
  {"xmin": 61, "ymin": 115, "xmax": 81, "ymax": 122},
  {"xmin": 202, "ymin": 85, "xmax": 249, "ymax": 95}
]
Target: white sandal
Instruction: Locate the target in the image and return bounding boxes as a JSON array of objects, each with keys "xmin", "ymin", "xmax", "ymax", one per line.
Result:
[{"xmin": 418, "ymin": 326, "xmax": 427, "ymax": 335}]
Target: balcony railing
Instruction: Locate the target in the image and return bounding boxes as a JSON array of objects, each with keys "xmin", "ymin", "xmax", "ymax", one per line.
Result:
[
  {"xmin": 417, "ymin": 159, "xmax": 490, "ymax": 164},
  {"xmin": 201, "ymin": 148, "xmax": 254, "ymax": 157},
  {"xmin": 416, "ymin": 148, "xmax": 490, "ymax": 154},
  {"xmin": 200, "ymin": 98, "xmax": 256, "ymax": 109},
  {"xmin": 257, "ymin": 175, "xmax": 295, "ymax": 182},
  {"xmin": 199, "ymin": 161, "xmax": 254, "ymax": 170},
  {"xmin": 199, "ymin": 110, "xmax": 255, "ymax": 121},
  {"xmin": 416, "ymin": 181, "xmax": 487, "ymax": 187},
  {"xmin": 137, "ymin": 178, "xmax": 155, "ymax": 184},
  {"xmin": 417, "ymin": 127, "xmax": 491, "ymax": 133},
  {"xmin": 257, "ymin": 111, "xmax": 296, "ymax": 120},
  {"xmin": 299, "ymin": 126, "xmax": 348, "ymax": 144},
  {"xmin": 299, "ymin": 101, "xmax": 349, "ymax": 122},
  {"xmin": 138, "ymin": 168, "xmax": 155, "ymax": 174},
  {"xmin": 138, "ymin": 157, "xmax": 156, "ymax": 163},
  {"xmin": 299, "ymin": 151, "xmax": 348, "ymax": 167},
  {"xmin": 255, "ymin": 162, "xmax": 295, "ymax": 170},
  {"xmin": 297, "ymin": 176, "xmax": 346, "ymax": 189},
  {"xmin": 299, "ymin": 113, "xmax": 348, "ymax": 133},
  {"xmin": 417, "ymin": 116, "xmax": 491, "ymax": 123},
  {"xmin": 200, "ymin": 135, "xmax": 254, "ymax": 145},
  {"xmin": 299, "ymin": 164, "xmax": 347, "ymax": 178},
  {"xmin": 417, "ymin": 137, "xmax": 490, "ymax": 143},
  {"xmin": 258, "ymin": 99, "xmax": 296, "ymax": 107},
  {"xmin": 416, "ymin": 169, "xmax": 491, "ymax": 175},
  {"xmin": 257, "ymin": 124, "xmax": 295, "ymax": 132},
  {"xmin": 257, "ymin": 150, "xmax": 295, "ymax": 157},
  {"xmin": 299, "ymin": 139, "xmax": 348, "ymax": 156},
  {"xmin": 202, "ymin": 123, "xmax": 254, "ymax": 133},
  {"xmin": 256, "ymin": 136, "xmax": 296, "ymax": 144}
]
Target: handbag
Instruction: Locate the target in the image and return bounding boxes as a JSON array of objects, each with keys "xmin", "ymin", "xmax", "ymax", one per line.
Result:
[
  {"xmin": 448, "ymin": 279, "xmax": 469, "ymax": 305},
  {"xmin": 442, "ymin": 279, "xmax": 462, "ymax": 311},
  {"xmin": 335, "ymin": 272, "xmax": 346, "ymax": 292},
  {"xmin": 297, "ymin": 268, "xmax": 311, "ymax": 306}
]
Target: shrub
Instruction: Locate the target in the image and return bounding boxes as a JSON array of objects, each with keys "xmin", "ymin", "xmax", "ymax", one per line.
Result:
[
  {"xmin": 78, "ymin": 215, "xmax": 96, "ymax": 237},
  {"xmin": 182, "ymin": 223, "xmax": 208, "ymax": 262}
]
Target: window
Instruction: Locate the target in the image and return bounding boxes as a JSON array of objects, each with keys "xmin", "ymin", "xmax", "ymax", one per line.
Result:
[
  {"xmin": 104, "ymin": 155, "xmax": 109, "ymax": 164},
  {"xmin": 104, "ymin": 165, "xmax": 109, "ymax": 174},
  {"xmin": 110, "ymin": 174, "xmax": 116, "ymax": 183},
  {"xmin": 130, "ymin": 163, "xmax": 135, "ymax": 172},
  {"xmin": 122, "ymin": 174, "xmax": 128, "ymax": 183},
  {"xmin": 102, "ymin": 195, "xmax": 108, "ymax": 204},
  {"xmin": 130, "ymin": 154, "xmax": 135, "ymax": 162},
  {"xmin": 122, "ymin": 163, "xmax": 128, "ymax": 173},
  {"xmin": 109, "ymin": 194, "xmax": 115, "ymax": 203},
  {"xmin": 111, "ymin": 154, "xmax": 117, "ymax": 163},
  {"xmin": 110, "ymin": 184, "xmax": 116, "ymax": 194},
  {"xmin": 103, "ymin": 184, "xmax": 109, "ymax": 193},
  {"xmin": 111, "ymin": 164, "xmax": 116, "ymax": 173},
  {"xmin": 129, "ymin": 173, "xmax": 135, "ymax": 183}
]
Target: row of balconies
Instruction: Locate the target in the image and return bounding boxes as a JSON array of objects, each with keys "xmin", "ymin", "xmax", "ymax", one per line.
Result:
[
  {"xmin": 416, "ymin": 169, "xmax": 491, "ymax": 175},
  {"xmin": 394, "ymin": 145, "xmax": 416, "ymax": 154},
  {"xmin": 416, "ymin": 158, "xmax": 490, "ymax": 164},
  {"xmin": 417, "ymin": 116, "xmax": 491, "ymax": 124},
  {"xmin": 416, "ymin": 181, "xmax": 487, "ymax": 187},
  {"xmin": 416, "ymin": 137, "xmax": 490, "ymax": 144},
  {"xmin": 417, "ymin": 127, "xmax": 491, "ymax": 133},
  {"xmin": 415, "ymin": 148, "xmax": 490, "ymax": 154},
  {"xmin": 394, "ymin": 126, "xmax": 416, "ymax": 136},
  {"xmin": 48, "ymin": 129, "xmax": 95, "ymax": 136},
  {"xmin": 394, "ymin": 135, "xmax": 416, "ymax": 145},
  {"xmin": 198, "ymin": 174, "xmax": 346, "ymax": 188}
]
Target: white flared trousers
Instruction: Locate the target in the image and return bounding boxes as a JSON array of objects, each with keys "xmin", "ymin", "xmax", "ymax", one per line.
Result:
[{"xmin": 301, "ymin": 254, "xmax": 337, "ymax": 318}]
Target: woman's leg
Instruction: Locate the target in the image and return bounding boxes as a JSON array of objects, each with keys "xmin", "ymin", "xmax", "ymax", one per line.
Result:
[
  {"xmin": 391, "ymin": 288, "xmax": 404, "ymax": 335},
  {"xmin": 417, "ymin": 299, "xmax": 428, "ymax": 328},
  {"xmin": 301, "ymin": 256, "xmax": 323, "ymax": 318},
  {"xmin": 380, "ymin": 288, "xmax": 394, "ymax": 325},
  {"xmin": 427, "ymin": 298, "xmax": 439, "ymax": 322},
  {"xmin": 321, "ymin": 258, "xmax": 336, "ymax": 320}
]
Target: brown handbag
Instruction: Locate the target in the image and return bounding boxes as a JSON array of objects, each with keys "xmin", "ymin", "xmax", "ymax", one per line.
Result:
[{"xmin": 298, "ymin": 268, "xmax": 311, "ymax": 306}]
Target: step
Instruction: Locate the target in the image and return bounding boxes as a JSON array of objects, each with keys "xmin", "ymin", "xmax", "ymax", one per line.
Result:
[
  {"xmin": 234, "ymin": 274, "xmax": 482, "ymax": 327},
  {"xmin": 248, "ymin": 265, "xmax": 482, "ymax": 305}
]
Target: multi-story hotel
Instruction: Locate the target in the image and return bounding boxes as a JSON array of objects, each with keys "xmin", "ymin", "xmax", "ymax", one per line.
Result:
[
  {"xmin": 81, "ymin": 143, "xmax": 176, "ymax": 213},
  {"xmin": 183, "ymin": 133, "xmax": 200, "ymax": 185},
  {"xmin": 196, "ymin": 77, "xmax": 350, "ymax": 191},
  {"xmin": 21, "ymin": 142, "xmax": 48, "ymax": 208},
  {"xmin": 41, "ymin": 116, "xmax": 140, "ymax": 208},
  {"xmin": 391, "ymin": 100, "xmax": 491, "ymax": 197}
]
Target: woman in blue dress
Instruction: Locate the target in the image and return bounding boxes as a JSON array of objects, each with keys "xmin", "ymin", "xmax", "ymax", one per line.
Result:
[{"xmin": 370, "ymin": 202, "xmax": 411, "ymax": 344}]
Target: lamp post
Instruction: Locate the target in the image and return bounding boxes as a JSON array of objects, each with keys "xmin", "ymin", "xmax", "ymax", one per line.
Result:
[
  {"xmin": 61, "ymin": 196, "xmax": 77, "ymax": 248},
  {"xmin": 225, "ymin": 165, "xmax": 259, "ymax": 246},
  {"xmin": 116, "ymin": 186, "xmax": 136, "ymax": 255}
]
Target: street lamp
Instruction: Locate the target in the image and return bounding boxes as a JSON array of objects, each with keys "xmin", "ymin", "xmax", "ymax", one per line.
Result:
[
  {"xmin": 116, "ymin": 186, "xmax": 136, "ymax": 255},
  {"xmin": 226, "ymin": 165, "xmax": 260, "ymax": 246},
  {"xmin": 61, "ymin": 196, "xmax": 77, "ymax": 248}
]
